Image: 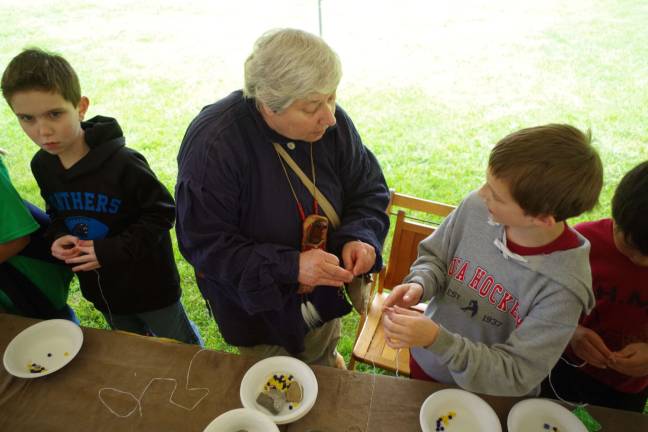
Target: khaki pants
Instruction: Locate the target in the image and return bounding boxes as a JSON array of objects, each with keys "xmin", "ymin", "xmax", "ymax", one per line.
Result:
[{"xmin": 238, "ymin": 318, "xmax": 341, "ymax": 367}]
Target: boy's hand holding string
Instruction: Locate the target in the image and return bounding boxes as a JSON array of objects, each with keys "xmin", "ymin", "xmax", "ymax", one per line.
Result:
[
  {"xmin": 382, "ymin": 283, "xmax": 439, "ymax": 349},
  {"xmin": 52, "ymin": 235, "xmax": 101, "ymax": 272}
]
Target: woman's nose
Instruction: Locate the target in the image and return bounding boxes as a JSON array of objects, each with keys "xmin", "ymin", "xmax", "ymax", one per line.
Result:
[{"xmin": 319, "ymin": 103, "xmax": 336, "ymax": 127}]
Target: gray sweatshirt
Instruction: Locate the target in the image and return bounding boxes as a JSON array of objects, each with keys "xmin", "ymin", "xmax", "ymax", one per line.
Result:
[{"xmin": 406, "ymin": 191, "xmax": 595, "ymax": 396}]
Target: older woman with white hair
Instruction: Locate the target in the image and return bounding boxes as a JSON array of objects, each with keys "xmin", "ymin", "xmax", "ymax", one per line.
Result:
[{"xmin": 175, "ymin": 28, "xmax": 389, "ymax": 367}]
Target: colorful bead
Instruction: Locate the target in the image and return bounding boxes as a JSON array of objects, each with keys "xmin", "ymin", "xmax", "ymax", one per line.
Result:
[{"xmin": 434, "ymin": 412, "xmax": 456, "ymax": 431}]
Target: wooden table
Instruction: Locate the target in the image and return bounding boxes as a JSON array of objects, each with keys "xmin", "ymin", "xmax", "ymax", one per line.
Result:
[{"xmin": 0, "ymin": 313, "xmax": 645, "ymax": 431}]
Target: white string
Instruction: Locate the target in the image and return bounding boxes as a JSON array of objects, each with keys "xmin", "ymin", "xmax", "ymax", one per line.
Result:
[
  {"xmin": 362, "ymin": 296, "xmax": 379, "ymax": 432},
  {"xmin": 547, "ymin": 356, "xmax": 588, "ymax": 408},
  {"xmin": 361, "ymin": 294, "xmax": 407, "ymax": 430},
  {"xmin": 95, "ymin": 269, "xmax": 117, "ymax": 331},
  {"xmin": 98, "ymin": 348, "xmax": 210, "ymax": 417},
  {"xmin": 560, "ymin": 356, "xmax": 587, "ymax": 368},
  {"xmin": 395, "ymin": 348, "xmax": 400, "ymax": 378},
  {"xmin": 205, "ymin": 298, "xmax": 216, "ymax": 319},
  {"xmin": 363, "ymin": 347, "xmax": 377, "ymax": 432}
]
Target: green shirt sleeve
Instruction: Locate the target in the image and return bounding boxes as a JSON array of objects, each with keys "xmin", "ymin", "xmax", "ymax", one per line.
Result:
[{"xmin": 0, "ymin": 157, "xmax": 39, "ymax": 244}]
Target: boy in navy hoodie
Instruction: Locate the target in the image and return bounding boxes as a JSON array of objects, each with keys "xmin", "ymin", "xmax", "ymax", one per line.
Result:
[{"xmin": 1, "ymin": 48, "xmax": 201, "ymax": 345}]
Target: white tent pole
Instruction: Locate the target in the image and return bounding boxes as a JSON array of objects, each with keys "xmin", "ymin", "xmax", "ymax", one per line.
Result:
[{"xmin": 318, "ymin": 0, "xmax": 323, "ymax": 37}]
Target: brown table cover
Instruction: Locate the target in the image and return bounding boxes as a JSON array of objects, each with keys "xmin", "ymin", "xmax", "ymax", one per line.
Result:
[{"xmin": 0, "ymin": 313, "xmax": 646, "ymax": 431}]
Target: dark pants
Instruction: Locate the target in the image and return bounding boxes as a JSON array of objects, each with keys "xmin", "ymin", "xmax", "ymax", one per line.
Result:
[
  {"xmin": 540, "ymin": 358, "xmax": 648, "ymax": 413},
  {"xmin": 101, "ymin": 300, "xmax": 203, "ymax": 346}
]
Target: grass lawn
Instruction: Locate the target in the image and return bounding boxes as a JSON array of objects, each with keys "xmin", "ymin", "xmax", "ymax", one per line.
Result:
[{"xmin": 1, "ymin": 0, "xmax": 647, "ymax": 407}]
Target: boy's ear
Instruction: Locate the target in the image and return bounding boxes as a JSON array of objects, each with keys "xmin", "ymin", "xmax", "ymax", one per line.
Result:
[
  {"xmin": 531, "ymin": 213, "xmax": 557, "ymax": 228},
  {"xmin": 77, "ymin": 96, "xmax": 90, "ymax": 121}
]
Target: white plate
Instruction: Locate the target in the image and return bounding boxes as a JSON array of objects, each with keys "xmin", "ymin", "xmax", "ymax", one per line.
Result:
[
  {"xmin": 240, "ymin": 356, "xmax": 318, "ymax": 425},
  {"xmin": 3, "ymin": 319, "xmax": 83, "ymax": 378},
  {"xmin": 203, "ymin": 408, "xmax": 280, "ymax": 432},
  {"xmin": 507, "ymin": 398, "xmax": 587, "ymax": 432},
  {"xmin": 420, "ymin": 388, "xmax": 502, "ymax": 432}
]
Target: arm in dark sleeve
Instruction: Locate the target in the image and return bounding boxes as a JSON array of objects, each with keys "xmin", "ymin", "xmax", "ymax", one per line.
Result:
[
  {"xmin": 327, "ymin": 113, "xmax": 390, "ymax": 272},
  {"xmin": 93, "ymin": 151, "xmax": 176, "ymax": 267},
  {"xmin": 175, "ymin": 134, "xmax": 299, "ymax": 315},
  {"xmin": 43, "ymin": 210, "xmax": 68, "ymax": 243}
]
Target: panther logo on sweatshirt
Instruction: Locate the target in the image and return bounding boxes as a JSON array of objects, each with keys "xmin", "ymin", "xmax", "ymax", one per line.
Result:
[{"xmin": 64, "ymin": 216, "xmax": 109, "ymax": 240}]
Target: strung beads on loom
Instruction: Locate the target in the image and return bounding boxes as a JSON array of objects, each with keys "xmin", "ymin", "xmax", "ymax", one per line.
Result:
[{"xmin": 435, "ymin": 411, "xmax": 456, "ymax": 431}]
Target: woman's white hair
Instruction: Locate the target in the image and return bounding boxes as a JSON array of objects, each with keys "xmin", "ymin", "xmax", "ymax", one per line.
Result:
[{"xmin": 244, "ymin": 28, "xmax": 342, "ymax": 112}]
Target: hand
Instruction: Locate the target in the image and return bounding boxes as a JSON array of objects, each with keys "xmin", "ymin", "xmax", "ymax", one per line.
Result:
[
  {"xmin": 382, "ymin": 306, "xmax": 438, "ymax": 349},
  {"xmin": 51, "ymin": 235, "xmax": 82, "ymax": 261},
  {"xmin": 63, "ymin": 239, "xmax": 101, "ymax": 272},
  {"xmin": 297, "ymin": 284, "xmax": 315, "ymax": 294},
  {"xmin": 383, "ymin": 283, "xmax": 423, "ymax": 309},
  {"xmin": 608, "ymin": 342, "xmax": 648, "ymax": 377},
  {"xmin": 569, "ymin": 325, "xmax": 613, "ymax": 368},
  {"xmin": 341, "ymin": 240, "xmax": 376, "ymax": 276},
  {"xmin": 298, "ymin": 248, "xmax": 354, "ymax": 287}
]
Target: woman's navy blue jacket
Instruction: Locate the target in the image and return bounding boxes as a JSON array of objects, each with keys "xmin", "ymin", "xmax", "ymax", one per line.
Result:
[{"xmin": 176, "ymin": 91, "xmax": 389, "ymax": 354}]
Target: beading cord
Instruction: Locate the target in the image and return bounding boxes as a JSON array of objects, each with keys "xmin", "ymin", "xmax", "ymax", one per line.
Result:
[
  {"xmin": 98, "ymin": 348, "xmax": 210, "ymax": 417},
  {"xmin": 274, "ymin": 141, "xmax": 318, "ymax": 220},
  {"xmin": 395, "ymin": 348, "xmax": 400, "ymax": 377},
  {"xmin": 95, "ymin": 266, "xmax": 211, "ymax": 418},
  {"xmin": 363, "ymin": 297, "xmax": 378, "ymax": 432},
  {"xmin": 362, "ymin": 297, "xmax": 405, "ymax": 430},
  {"xmin": 95, "ymin": 269, "xmax": 117, "ymax": 330},
  {"xmin": 547, "ymin": 356, "xmax": 588, "ymax": 408}
]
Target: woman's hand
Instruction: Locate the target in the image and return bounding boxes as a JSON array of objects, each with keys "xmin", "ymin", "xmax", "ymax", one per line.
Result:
[
  {"xmin": 383, "ymin": 283, "xmax": 423, "ymax": 309},
  {"xmin": 382, "ymin": 306, "xmax": 438, "ymax": 349},
  {"xmin": 569, "ymin": 325, "xmax": 613, "ymax": 368},
  {"xmin": 341, "ymin": 240, "xmax": 376, "ymax": 276},
  {"xmin": 298, "ymin": 248, "xmax": 354, "ymax": 287}
]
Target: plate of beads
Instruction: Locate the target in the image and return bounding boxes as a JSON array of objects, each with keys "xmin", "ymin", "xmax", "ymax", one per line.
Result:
[
  {"xmin": 240, "ymin": 356, "xmax": 318, "ymax": 424},
  {"xmin": 203, "ymin": 407, "xmax": 280, "ymax": 432},
  {"xmin": 420, "ymin": 388, "xmax": 502, "ymax": 432},
  {"xmin": 3, "ymin": 319, "xmax": 83, "ymax": 378},
  {"xmin": 507, "ymin": 398, "xmax": 587, "ymax": 432}
]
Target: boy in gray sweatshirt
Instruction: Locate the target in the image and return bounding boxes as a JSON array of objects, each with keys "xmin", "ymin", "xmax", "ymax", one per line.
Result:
[{"xmin": 382, "ymin": 124, "xmax": 602, "ymax": 396}]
